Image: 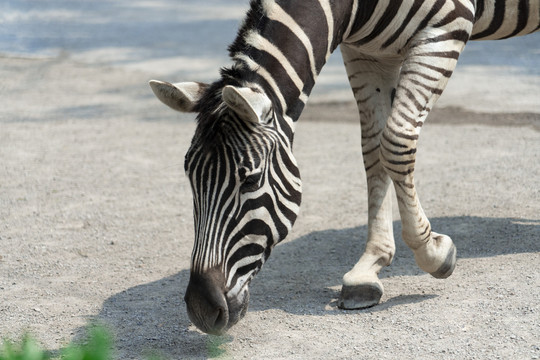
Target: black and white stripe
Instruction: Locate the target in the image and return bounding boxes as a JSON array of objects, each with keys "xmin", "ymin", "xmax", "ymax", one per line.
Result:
[
  {"xmin": 185, "ymin": 107, "xmax": 301, "ymax": 290},
  {"xmin": 150, "ymin": 0, "xmax": 539, "ymax": 333},
  {"xmin": 472, "ymin": 0, "xmax": 540, "ymax": 39}
]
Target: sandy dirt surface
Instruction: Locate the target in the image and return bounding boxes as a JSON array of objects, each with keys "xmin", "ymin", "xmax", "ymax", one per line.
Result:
[{"xmin": 1, "ymin": 57, "xmax": 539, "ymax": 359}]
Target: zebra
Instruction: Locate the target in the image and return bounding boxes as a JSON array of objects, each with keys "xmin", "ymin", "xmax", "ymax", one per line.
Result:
[{"xmin": 149, "ymin": 0, "xmax": 539, "ymax": 334}]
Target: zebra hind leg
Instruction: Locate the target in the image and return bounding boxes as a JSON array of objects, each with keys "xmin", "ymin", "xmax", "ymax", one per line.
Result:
[{"xmin": 338, "ymin": 48, "xmax": 402, "ymax": 309}]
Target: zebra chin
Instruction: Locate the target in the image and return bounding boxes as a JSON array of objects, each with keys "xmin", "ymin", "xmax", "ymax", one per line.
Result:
[{"xmin": 184, "ymin": 269, "xmax": 250, "ymax": 335}]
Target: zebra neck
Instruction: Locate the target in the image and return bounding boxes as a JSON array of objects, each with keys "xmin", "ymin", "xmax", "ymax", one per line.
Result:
[{"xmin": 227, "ymin": 0, "xmax": 357, "ymax": 127}]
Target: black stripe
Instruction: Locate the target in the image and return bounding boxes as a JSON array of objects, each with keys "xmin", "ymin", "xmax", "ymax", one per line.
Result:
[
  {"xmin": 405, "ymin": 0, "xmax": 446, "ymax": 46},
  {"xmin": 270, "ymin": 161, "xmax": 301, "ymax": 204},
  {"xmin": 286, "ymin": 99, "xmax": 306, "ymax": 121},
  {"xmin": 411, "ymin": 61, "xmax": 454, "ymax": 77},
  {"xmin": 401, "ymin": 87, "xmax": 425, "ymax": 111},
  {"xmin": 386, "ymin": 158, "xmax": 416, "ymax": 166},
  {"xmin": 420, "ymin": 229, "xmax": 432, "ymax": 243},
  {"xmin": 415, "ymin": 51, "xmax": 461, "ymax": 59},
  {"xmin": 382, "ymin": 0, "xmax": 423, "ymax": 49},
  {"xmin": 206, "ymin": 145, "xmax": 238, "ymax": 249},
  {"xmin": 408, "ymin": 78, "xmax": 443, "ymax": 95},
  {"xmin": 265, "ymin": 19, "xmax": 316, "ymax": 93},
  {"xmin": 329, "ymin": 0, "xmax": 356, "ymax": 51},
  {"xmin": 474, "ymin": 0, "xmax": 485, "ymax": 22},
  {"xmin": 419, "ymin": 30, "xmax": 471, "ymax": 45},
  {"xmin": 356, "ymin": 93, "xmax": 375, "ymax": 105},
  {"xmin": 363, "ymin": 144, "xmax": 380, "ymax": 157},
  {"xmin": 401, "ymin": 70, "xmax": 439, "ymax": 82},
  {"xmin": 279, "ymin": 0, "xmax": 328, "ymax": 74},
  {"xmin": 470, "ymin": 0, "xmax": 506, "ymax": 39},
  {"xmin": 419, "ymin": 223, "xmax": 431, "ymax": 236},
  {"xmin": 249, "ymin": 47, "xmax": 301, "ymax": 107},
  {"xmin": 278, "ymin": 145, "xmax": 300, "ymax": 178},
  {"xmin": 349, "ymin": 0, "xmax": 380, "ymax": 40},
  {"xmin": 272, "ymin": 192, "xmax": 297, "ymax": 236},
  {"xmin": 361, "ymin": 121, "xmax": 381, "ymax": 139},
  {"xmin": 435, "ymin": 0, "xmax": 475, "ymax": 27},
  {"xmin": 231, "ymin": 260, "xmax": 263, "ymax": 285},
  {"xmin": 502, "ymin": 0, "xmax": 530, "ymax": 38},
  {"xmin": 381, "ymin": 140, "xmax": 417, "ymax": 156},
  {"xmin": 354, "ymin": 0, "xmax": 404, "ymax": 46},
  {"xmin": 387, "ymin": 125, "xmax": 419, "ymax": 140},
  {"xmin": 227, "ymin": 243, "xmax": 265, "ymax": 274},
  {"xmin": 383, "ymin": 165, "xmax": 414, "ymax": 176},
  {"xmin": 382, "ymin": 131, "xmax": 409, "ymax": 148},
  {"xmin": 364, "ymin": 159, "xmax": 380, "ymax": 173},
  {"xmin": 397, "ymin": 110, "xmax": 423, "ymax": 127}
]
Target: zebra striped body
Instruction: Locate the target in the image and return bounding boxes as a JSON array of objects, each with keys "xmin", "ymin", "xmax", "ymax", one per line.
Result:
[{"xmin": 150, "ymin": 0, "xmax": 539, "ymax": 334}]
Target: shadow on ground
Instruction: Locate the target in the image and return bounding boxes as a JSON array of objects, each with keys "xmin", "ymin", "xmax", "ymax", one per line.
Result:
[{"xmin": 89, "ymin": 216, "xmax": 538, "ymax": 359}]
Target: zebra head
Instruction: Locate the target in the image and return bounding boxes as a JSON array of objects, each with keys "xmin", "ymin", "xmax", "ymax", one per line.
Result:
[{"xmin": 150, "ymin": 79, "xmax": 302, "ymax": 334}]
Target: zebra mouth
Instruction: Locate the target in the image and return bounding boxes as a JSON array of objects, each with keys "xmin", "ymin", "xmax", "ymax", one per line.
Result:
[{"xmin": 226, "ymin": 287, "xmax": 250, "ymax": 330}]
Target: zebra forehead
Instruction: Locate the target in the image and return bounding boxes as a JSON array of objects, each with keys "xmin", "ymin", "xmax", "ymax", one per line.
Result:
[
  {"xmin": 188, "ymin": 116, "xmax": 274, "ymax": 173},
  {"xmin": 193, "ymin": 112, "xmax": 270, "ymax": 148}
]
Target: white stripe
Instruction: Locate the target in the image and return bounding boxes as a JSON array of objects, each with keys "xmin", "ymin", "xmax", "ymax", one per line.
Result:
[
  {"xmin": 222, "ymin": 206, "xmax": 279, "ymax": 273},
  {"xmin": 225, "ymin": 234, "xmax": 267, "ymax": 280},
  {"xmin": 228, "ymin": 269, "xmax": 256, "ymax": 296},
  {"xmin": 244, "ymin": 31, "xmax": 304, "ymax": 93},
  {"xmin": 343, "ymin": 0, "xmax": 359, "ymax": 40},
  {"xmin": 471, "ymin": 0, "xmax": 496, "ymax": 37},
  {"xmin": 520, "ymin": 0, "xmax": 540, "ymax": 36},
  {"xmin": 343, "ymin": 0, "xmax": 388, "ymax": 44},
  {"xmin": 233, "ymin": 53, "xmax": 288, "ymax": 112},
  {"xmin": 319, "ymin": 0, "xmax": 334, "ymax": 59},
  {"xmin": 264, "ymin": 0, "xmax": 318, "ymax": 79}
]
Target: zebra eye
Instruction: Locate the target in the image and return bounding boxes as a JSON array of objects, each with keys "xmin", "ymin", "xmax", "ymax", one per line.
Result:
[{"xmin": 240, "ymin": 171, "xmax": 262, "ymax": 194}]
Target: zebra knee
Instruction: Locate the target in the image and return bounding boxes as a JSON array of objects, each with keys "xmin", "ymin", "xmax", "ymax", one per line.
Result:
[{"xmin": 378, "ymin": 127, "xmax": 418, "ymax": 182}]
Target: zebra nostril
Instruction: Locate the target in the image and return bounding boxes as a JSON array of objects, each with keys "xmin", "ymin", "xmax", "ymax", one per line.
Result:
[
  {"xmin": 185, "ymin": 289, "xmax": 230, "ymax": 334},
  {"xmin": 212, "ymin": 306, "xmax": 228, "ymax": 333}
]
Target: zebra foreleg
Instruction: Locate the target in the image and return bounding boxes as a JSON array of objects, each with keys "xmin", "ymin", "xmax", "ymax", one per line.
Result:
[
  {"xmin": 379, "ymin": 35, "xmax": 470, "ymax": 279},
  {"xmin": 338, "ymin": 48, "xmax": 402, "ymax": 309}
]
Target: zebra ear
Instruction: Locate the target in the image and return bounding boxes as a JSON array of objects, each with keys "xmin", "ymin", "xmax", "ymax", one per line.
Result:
[
  {"xmin": 222, "ymin": 85, "xmax": 272, "ymax": 124},
  {"xmin": 149, "ymin": 80, "xmax": 207, "ymax": 112}
]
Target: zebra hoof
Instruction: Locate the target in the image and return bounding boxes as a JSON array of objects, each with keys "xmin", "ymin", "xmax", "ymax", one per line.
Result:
[
  {"xmin": 430, "ymin": 243, "xmax": 457, "ymax": 279},
  {"xmin": 338, "ymin": 282, "xmax": 383, "ymax": 310}
]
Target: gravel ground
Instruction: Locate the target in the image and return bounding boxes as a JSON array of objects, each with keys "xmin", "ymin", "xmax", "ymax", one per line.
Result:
[{"xmin": 1, "ymin": 57, "xmax": 539, "ymax": 359}]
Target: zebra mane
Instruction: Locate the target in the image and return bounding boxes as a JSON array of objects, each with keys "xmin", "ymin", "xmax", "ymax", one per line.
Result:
[
  {"xmin": 191, "ymin": 77, "xmax": 229, "ymax": 149},
  {"xmin": 192, "ymin": 0, "xmax": 270, "ymax": 149},
  {"xmin": 228, "ymin": 0, "xmax": 267, "ymax": 59},
  {"xmin": 192, "ymin": 67, "xmax": 256, "ymax": 150}
]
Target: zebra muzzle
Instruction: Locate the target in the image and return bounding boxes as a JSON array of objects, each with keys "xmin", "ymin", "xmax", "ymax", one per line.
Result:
[{"xmin": 184, "ymin": 269, "xmax": 249, "ymax": 335}]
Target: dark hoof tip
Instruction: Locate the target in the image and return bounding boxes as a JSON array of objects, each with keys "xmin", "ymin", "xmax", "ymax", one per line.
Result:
[
  {"xmin": 430, "ymin": 244, "xmax": 457, "ymax": 279},
  {"xmin": 338, "ymin": 282, "xmax": 383, "ymax": 310}
]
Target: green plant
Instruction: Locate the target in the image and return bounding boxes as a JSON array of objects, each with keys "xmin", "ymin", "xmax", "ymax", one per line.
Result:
[
  {"xmin": 0, "ymin": 325, "xmax": 113, "ymax": 360},
  {"xmin": 60, "ymin": 325, "xmax": 113, "ymax": 360},
  {"xmin": 0, "ymin": 334, "xmax": 48, "ymax": 360}
]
